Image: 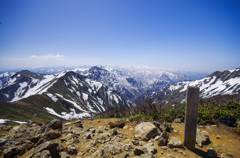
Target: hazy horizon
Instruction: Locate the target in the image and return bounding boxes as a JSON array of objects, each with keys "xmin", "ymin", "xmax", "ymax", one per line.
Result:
[{"xmin": 0, "ymin": 0, "xmax": 239, "ymax": 73}]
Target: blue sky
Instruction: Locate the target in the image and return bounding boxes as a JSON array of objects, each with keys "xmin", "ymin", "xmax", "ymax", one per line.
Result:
[{"xmin": 0, "ymin": 0, "xmax": 239, "ymax": 72}]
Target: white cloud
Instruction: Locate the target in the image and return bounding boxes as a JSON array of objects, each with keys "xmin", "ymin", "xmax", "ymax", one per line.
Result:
[
  {"xmin": 28, "ymin": 54, "xmax": 64, "ymax": 59},
  {"xmin": 0, "ymin": 54, "xmax": 65, "ymax": 70}
]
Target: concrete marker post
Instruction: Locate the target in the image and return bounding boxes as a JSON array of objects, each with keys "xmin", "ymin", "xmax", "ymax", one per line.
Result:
[{"xmin": 183, "ymin": 86, "xmax": 199, "ymax": 150}]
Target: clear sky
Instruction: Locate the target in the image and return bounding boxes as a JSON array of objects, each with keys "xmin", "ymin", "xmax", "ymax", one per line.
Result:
[{"xmin": 0, "ymin": 0, "xmax": 239, "ymax": 72}]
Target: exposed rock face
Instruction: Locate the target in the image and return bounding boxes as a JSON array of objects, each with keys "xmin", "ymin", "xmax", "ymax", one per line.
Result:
[
  {"xmin": 196, "ymin": 130, "xmax": 210, "ymax": 147},
  {"xmin": 134, "ymin": 122, "xmax": 158, "ymax": 141}
]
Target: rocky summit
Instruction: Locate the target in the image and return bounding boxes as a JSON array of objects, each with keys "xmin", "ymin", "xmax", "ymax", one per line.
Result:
[{"xmin": 0, "ymin": 118, "xmax": 239, "ymax": 158}]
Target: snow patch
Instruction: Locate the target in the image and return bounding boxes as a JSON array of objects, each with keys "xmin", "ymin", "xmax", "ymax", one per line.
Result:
[
  {"xmin": 46, "ymin": 93, "xmax": 58, "ymax": 102},
  {"xmin": 0, "ymin": 119, "xmax": 26, "ymax": 124},
  {"xmin": 82, "ymin": 93, "xmax": 88, "ymax": 101},
  {"xmin": 44, "ymin": 107, "xmax": 90, "ymax": 120}
]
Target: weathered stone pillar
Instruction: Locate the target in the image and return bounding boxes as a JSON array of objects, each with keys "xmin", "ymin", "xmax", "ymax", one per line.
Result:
[{"xmin": 183, "ymin": 86, "xmax": 199, "ymax": 150}]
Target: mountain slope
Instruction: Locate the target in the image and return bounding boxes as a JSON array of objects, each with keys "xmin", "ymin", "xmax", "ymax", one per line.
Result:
[
  {"xmin": 160, "ymin": 68, "xmax": 240, "ymax": 104},
  {"xmin": 0, "ymin": 70, "xmax": 126, "ymax": 120},
  {"xmin": 0, "ymin": 72, "xmax": 15, "ymax": 89}
]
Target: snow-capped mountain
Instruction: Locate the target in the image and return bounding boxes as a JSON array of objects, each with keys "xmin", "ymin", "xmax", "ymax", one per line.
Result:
[
  {"xmin": 0, "ymin": 72, "xmax": 15, "ymax": 89},
  {"xmin": 0, "ymin": 70, "xmax": 126, "ymax": 119},
  {"xmin": 71, "ymin": 65, "xmax": 206, "ymax": 103},
  {"xmin": 160, "ymin": 68, "xmax": 240, "ymax": 104}
]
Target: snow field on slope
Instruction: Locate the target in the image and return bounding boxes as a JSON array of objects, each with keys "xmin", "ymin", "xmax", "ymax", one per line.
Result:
[{"xmin": 44, "ymin": 107, "xmax": 90, "ymax": 120}]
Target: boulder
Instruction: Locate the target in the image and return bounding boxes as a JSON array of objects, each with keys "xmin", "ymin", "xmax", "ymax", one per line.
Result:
[
  {"xmin": 46, "ymin": 119, "xmax": 62, "ymax": 130},
  {"xmin": 25, "ymin": 141, "xmax": 59, "ymax": 157},
  {"xmin": 158, "ymin": 131, "xmax": 169, "ymax": 146},
  {"xmin": 134, "ymin": 122, "xmax": 158, "ymax": 141},
  {"xmin": 109, "ymin": 120, "xmax": 125, "ymax": 128},
  {"xmin": 168, "ymin": 137, "xmax": 182, "ymax": 148},
  {"xmin": 196, "ymin": 130, "xmax": 210, "ymax": 147}
]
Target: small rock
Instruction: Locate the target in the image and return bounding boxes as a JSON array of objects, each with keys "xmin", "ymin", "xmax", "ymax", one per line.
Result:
[
  {"xmin": 3, "ymin": 147, "xmax": 18, "ymax": 158},
  {"xmin": 0, "ymin": 138, "xmax": 7, "ymax": 146},
  {"xmin": 158, "ymin": 131, "xmax": 169, "ymax": 146},
  {"xmin": 134, "ymin": 147, "xmax": 144, "ymax": 156},
  {"xmin": 124, "ymin": 144, "xmax": 133, "ymax": 151},
  {"xmin": 161, "ymin": 146, "xmax": 168, "ymax": 150},
  {"xmin": 64, "ymin": 122, "xmax": 71, "ymax": 126},
  {"xmin": 67, "ymin": 145, "xmax": 78, "ymax": 155},
  {"xmin": 173, "ymin": 148, "xmax": 178, "ymax": 151},
  {"xmin": 41, "ymin": 150, "xmax": 51, "ymax": 157},
  {"xmin": 173, "ymin": 118, "xmax": 182, "ymax": 123},
  {"xmin": 216, "ymin": 135, "xmax": 221, "ymax": 139},
  {"xmin": 166, "ymin": 154, "xmax": 175, "ymax": 158},
  {"xmin": 160, "ymin": 122, "xmax": 170, "ymax": 132},
  {"xmin": 85, "ymin": 132, "xmax": 92, "ymax": 139},
  {"xmin": 96, "ymin": 126, "xmax": 104, "ymax": 134},
  {"xmin": 154, "ymin": 136, "xmax": 160, "ymax": 141},
  {"xmin": 45, "ymin": 131, "xmax": 61, "ymax": 140},
  {"xmin": 132, "ymin": 140, "xmax": 140, "ymax": 146},
  {"xmin": 143, "ymin": 144, "xmax": 157, "ymax": 154},
  {"xmin": 60, "ymin": 151, "xmax": 71, "ymax": 158},
  {"xmin": 221, "ymin": 153, "xmax": 234, "ymax": 158},
  {"xmin": 123, "ymin": 125, "xmax": 129, "ymax": 130},
  {"xmin": 196, "ymin": 130, "xmax": 210, "ymax": 147},
  {"xmin": 25, "ymin": 141, "xmax": 59, "ymax": 157},
  {"xmin": 179, "ymin": 150, "xmax": 187, "ymax": 156},
  {"xmin": 173, "ymin": 129, "xmax": 178, "ymax": 133},
  {"xmin": 168, "ymin": 137, "xmax": 182, "ymax": 148},
  {"xmin": 207, "ymin": 147, "xmax": 217, "ymax": 158},
  {"xmin": 109, "ymin": 120, "xmax": 125, "ymax": 128},
  {"xmin": 46, "ymin": 119, "xmax": 62, "ymax": 130},
  {"xmin": 74, "ymin": 120, "xmax": 83, "ymax": 128},
  {"xmin": 134, "ymin": 122, "xmax": 158, "ymax": 141},
  {"xmin": 111, "ymin": 128, "xmax": 119, "ymax": 136}
]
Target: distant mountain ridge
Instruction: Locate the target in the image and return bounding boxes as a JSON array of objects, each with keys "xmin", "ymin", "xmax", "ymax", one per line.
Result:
[
  {"xmin": 3, "ymin": 65, "xmax": 238, "ymax": 121},
  {"xmin": 156, "ymin": 68, "xmax": 240, "ymax": 104},
  {"xmin": 0, "ymin": 69, "xmax": 126, "ymax": 119}
]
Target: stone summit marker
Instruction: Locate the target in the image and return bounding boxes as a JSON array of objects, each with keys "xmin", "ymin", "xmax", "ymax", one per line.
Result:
[{"xmin": 183, "ymin": 86, "xmax": 199, "ymax": 150}]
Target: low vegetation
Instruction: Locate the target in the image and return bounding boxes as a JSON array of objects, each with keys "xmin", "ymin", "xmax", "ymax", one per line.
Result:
[{"xmin": 96, "ymin": 95, "xmax": 240, "ymax": 132}]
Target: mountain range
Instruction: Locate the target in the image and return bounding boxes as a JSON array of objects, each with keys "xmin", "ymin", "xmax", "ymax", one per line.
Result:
[{"xmin": 0, "ymin": 66, "xmax": 239, "ymax": 122}]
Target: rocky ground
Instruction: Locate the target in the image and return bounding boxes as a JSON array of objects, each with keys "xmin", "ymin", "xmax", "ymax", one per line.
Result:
[{"xmin": 0, "ymin": 118, "xmax": 239, "ymax": 158}]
